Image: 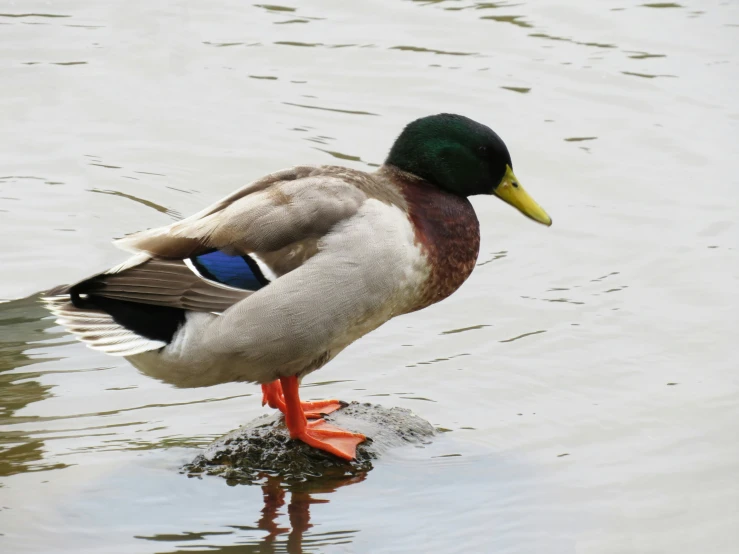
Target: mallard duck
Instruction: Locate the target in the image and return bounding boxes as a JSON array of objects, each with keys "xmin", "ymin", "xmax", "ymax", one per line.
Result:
[{"xmin": 44, "ymin": 114, "xmax": 551, "ymax": 460}]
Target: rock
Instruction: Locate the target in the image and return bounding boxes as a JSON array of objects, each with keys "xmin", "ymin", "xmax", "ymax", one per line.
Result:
[{"xmin": 184, "ymin": 402, "xmax": 436, "ymax": 484}]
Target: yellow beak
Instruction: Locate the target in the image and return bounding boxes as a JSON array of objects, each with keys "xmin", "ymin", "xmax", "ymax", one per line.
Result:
[{"xmin": 492, "ymin": 166, "xmax": 552, "ymax": 226}]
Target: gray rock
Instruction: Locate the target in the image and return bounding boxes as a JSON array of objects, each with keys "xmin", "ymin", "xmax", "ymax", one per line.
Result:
[{"xmin": 184, "ymin": 402, "xmax": 436, "ymax": 484}]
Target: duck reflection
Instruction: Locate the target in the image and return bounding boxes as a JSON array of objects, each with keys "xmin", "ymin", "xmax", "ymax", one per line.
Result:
[
  {"xmin": 0, "ymin": 294, "xmax": 68, "ymax": 477},
  {"xmin": 256, "ymin": 472, "xmax": 366, "ymax": 552}
]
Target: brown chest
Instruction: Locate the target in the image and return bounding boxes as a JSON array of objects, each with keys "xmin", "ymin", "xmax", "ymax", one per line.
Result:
[{"xmin": 400, "ymin": 180, "xmax": 481, "ymax": 312}]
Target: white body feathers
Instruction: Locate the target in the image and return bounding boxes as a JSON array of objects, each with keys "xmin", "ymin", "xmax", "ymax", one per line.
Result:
[{"xmin": 45, "ymin": 166, "xmax": 430, "ymax": 387}]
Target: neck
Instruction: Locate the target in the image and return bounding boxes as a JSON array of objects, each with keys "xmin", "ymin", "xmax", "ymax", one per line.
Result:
[
  {"xmin": 380, "ymin": 164, "xmax": 481, "ymax": 312},
  {"xmin": 375, "ymin": 163, "xmax": 425, "ymax": 186}
]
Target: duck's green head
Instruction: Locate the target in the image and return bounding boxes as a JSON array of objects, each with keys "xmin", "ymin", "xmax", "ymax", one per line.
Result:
[{"xmin": 386, "ymin": 113, "xmax": 552, "ymax": 226}]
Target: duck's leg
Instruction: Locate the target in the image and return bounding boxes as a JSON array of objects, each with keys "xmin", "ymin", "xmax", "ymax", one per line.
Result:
[
  {"xmin": 280, "ymin": 376, "xmax": 365, "ymax": 461},
  {"xmin": 261, "ymin": 380, "xmax": 345, "ymax": 418},
  {"xmin": 261, "ymin": 381, "xmax": 287, "ymax": 411}
]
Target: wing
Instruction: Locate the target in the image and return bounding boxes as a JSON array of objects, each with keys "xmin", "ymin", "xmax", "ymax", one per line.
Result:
[
  {"xmin": 69, "ymin": 257, "xmax": 255, "ymax": 313},
  {"xmin": 45, "ymin": 168, "xmax": 421, "ymax": 363},
  {"xmin": 51, "ymin": 166, "xmax": 376, "ymax": 315},
  {"xmin": 114, "ymin": 165, "xmax": 370, "ymax": 263}
]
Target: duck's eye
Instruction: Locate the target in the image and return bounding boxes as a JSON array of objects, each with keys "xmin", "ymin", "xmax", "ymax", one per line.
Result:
[{"xmin": 512, "ymin": 181, "xmax": 519, "ymax": 188}]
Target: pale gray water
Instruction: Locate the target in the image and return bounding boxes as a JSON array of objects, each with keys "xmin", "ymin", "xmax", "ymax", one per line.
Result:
[{"xmin": 1, "ymin": 1, "xmax": 738, "ymax": 552}]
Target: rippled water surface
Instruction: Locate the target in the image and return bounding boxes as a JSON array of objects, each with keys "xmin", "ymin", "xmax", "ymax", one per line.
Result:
[{"xmin": 1, "ymin": 1, "xmax": 738, "ymax": 552}]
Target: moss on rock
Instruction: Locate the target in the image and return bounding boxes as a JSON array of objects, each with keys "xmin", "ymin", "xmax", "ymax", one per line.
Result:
[{"xmin": 184, "ymin": 402, "xmax": 435, "ymax": 485}]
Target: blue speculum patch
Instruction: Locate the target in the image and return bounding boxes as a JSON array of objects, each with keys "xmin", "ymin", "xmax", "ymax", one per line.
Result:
[{"xmin": 192, "ymin": 250, "xmax": 269, "ymax": 290}]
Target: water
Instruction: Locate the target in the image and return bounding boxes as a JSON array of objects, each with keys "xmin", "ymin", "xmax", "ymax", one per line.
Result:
[{"xmin": 1, "ymin": 1, "xmax": 738, "ymax": 552}]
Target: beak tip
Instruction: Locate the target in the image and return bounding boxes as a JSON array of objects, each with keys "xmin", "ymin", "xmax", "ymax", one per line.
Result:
[{"xmin": 534, "ymin": 214, "xmax": 552, "ymax": 227}]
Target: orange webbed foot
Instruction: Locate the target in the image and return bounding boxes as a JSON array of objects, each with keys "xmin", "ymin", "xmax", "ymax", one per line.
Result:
[
  {"xmin": 295, "ymin": 419, "xmax": 366, "ymax": 461},
  {"xmin": 300, "ymin": 399, "xmax": 347, "ymax": 418},
  {"xmin": 278, "ymin": 376, "xmax": 365, "ymax": 460}
]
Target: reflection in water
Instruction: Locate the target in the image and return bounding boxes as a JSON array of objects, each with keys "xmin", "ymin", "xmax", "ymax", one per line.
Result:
[
  {"xmin": 274, "ymin": 41, "xmax": 323, "ymax": 48},
  {"xmin": 140, "ymin": 472, "xmax": 366, "ymax": 553},
  {"xmin": 528, "ymin": 32, "xmax": 617, "ymax": 49},
  {"xmin": 563, "ymin": 136, "xmax": 597, "ymax": 142},
  {"xmin": 281, "ymin": 101, "xmax": 379, "ymax": 116},
  {"xmin": 314, "ymin": 149, "xmax": 366, "ymax": 164},
  {"xmin": 0, "ymin": 13, "xmax": 71, "ymax": 19},
  {"xmin": 626, "ymin": 51, "xmax": 666, "ymax": 59},
  {"xmin": 256, "ymin": 473, "xmax": 365, "ymax": 552},
  {"xmin": 499, "ymin": 329, "xmax": 547, "ymax": 343},
  {"xmin": 500, "ymin": 86, "xmax": 531, "ymax": 94},
  {"xmin": 641, "ymin": 2, "xmax": 682, "ymax": 8},
  {"xmin": 255, "ymin": 5, "xmax": 297, "ymax": 13},
  {"xmin": 440, "ymin": 324, "xmax": 491, "ymax": 335},
  {"xmin": 477, "ymin": 250, "xmax": 507, "ymax": 266},
  {"xmin": 390, "ymin": 45, "xmax": 477, "ymax": 56},
  {"xmin": 89, "ymin": 188, "xmax": 181, "ymax": 218},
  {"xmin": 621, "ymin": 70, "xmax": 677, "ymax": 79},
  {"xmin": 481, "ymin": 15, "xmax": 534, "ymax": 29},
  {"xmin": 0, "ymin": 295, "xmax": 68, "ymax": 476}
]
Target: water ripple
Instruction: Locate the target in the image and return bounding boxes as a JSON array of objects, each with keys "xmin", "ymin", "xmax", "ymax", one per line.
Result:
[{"xmin": 282, "ymin": 102, "xmax": 379, "ymax": 116}]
